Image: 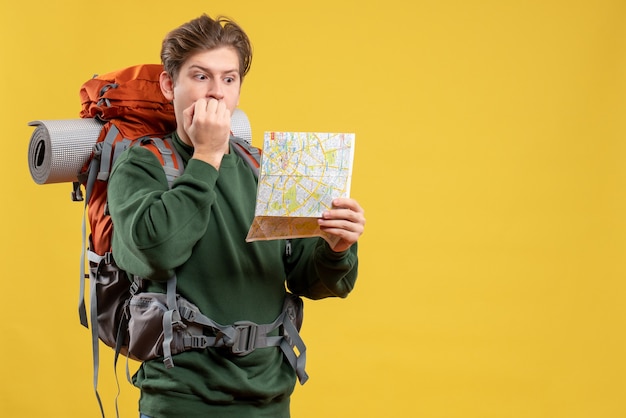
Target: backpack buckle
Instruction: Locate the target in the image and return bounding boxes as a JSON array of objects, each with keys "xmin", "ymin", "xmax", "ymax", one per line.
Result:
[
  {"xmin": 71, "ymin": 181, "xmax": 84, "ymax": 202},
  {"xmin": 230, "ymin": 321, "xmax": 258, "ymax": 356}
]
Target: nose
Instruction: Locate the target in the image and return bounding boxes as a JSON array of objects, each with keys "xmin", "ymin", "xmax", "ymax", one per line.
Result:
[{"xmin": 206, "ymin": 81, "xmax": 224, "ymax": 100}]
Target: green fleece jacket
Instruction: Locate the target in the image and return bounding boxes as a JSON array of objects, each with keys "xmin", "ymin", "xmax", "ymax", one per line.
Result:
[{"xmin": 107, "ymin": 133, "xmax": 359, "ymax": 418}]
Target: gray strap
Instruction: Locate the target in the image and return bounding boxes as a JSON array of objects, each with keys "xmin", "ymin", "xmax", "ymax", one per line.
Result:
[
  {"xmin": 230, "ymin": 136, "xmax": 260, "ymax": 178},
  {"xmin": 181, "ymin": 323, "xmax": 282, "ymax": 353},
  {"xmin": 123, "ymin": 277, "xmax": 142, "ymax": 384},
  {"xmin": 146, "ymin": 137, "xmax": 174, "ymax": 168},
  {"xmin": 87, "ymin": 250, "xmax": 104, "ymax": 264},
  {"xmin": 79, "ymin": 144, "xmax": 108, "ymax": 415},
  {"xmin": 79, "ymin": 154, "xmax": 102, "ymax": 328},
  {"xmin": 162, "ymin": 276, "xmax": 179, "ymax": 368},
  {"xmin": 138, "ymin": 137, "xmax": 183, "ymax": 186},
  {"xmin": 162, "ymin": 310, "xmax": 176, "ymax": 369},
  {"xmin": 177, "ymin": 307, "xmax": 240, "ymax": 348},
  {"xmin": 280, "ymin": 315, "xmax": 309, "ymax": 384},
  {"xmin": 97, "ymin": 124, "xmax": 121, "ymax": 181},
  {"xmin": 165, "ymin": 136, "xmax": 185, "ymax": 176},
  {"xmin": 78, "ymin": 155, "xmax": 107, "ymax": 417},
  {"xmin": 166, "ymin": 275, "xmax": 177, "ymax": 310},
  {"xmin": 111, "ymin": 138, "xmax": 132, "ymax": 168},
  {"xmin": 78, "ymin": 202, "xmax": 89, "ymax": 328},
  {"xmin": 89, "ymin": 260, "xmax": 106, "ymax": 417}
]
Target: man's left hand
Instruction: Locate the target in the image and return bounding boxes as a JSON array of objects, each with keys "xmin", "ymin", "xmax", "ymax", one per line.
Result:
[{"xmin": 318, "ymin": 197, "xmax": 366, "ymax": 252}]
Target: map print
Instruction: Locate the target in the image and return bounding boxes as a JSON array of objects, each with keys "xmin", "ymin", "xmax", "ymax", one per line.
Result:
[{"xmin": 246, "ymin": 131, "xmax": 355, "ymax": 245}]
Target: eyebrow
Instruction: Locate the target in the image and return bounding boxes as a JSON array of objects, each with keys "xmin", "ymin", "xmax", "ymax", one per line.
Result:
[{"xmin": 188, "ymin": 64, "xmax": 239, "ymax": 76}]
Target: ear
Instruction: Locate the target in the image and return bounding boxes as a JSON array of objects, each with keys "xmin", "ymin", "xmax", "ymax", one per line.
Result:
[{"xmin": 160, "ymin": 71, "xmax": 174, "ymax": 101}]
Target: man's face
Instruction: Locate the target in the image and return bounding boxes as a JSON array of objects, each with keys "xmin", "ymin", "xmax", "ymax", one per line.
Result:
[{"xmin": 163, "ymin": 46, "xmax": 241, "ymax": 139}]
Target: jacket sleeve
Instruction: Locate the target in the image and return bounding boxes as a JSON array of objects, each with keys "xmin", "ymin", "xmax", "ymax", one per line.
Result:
[
  {"xmin": 285, "ymin": 238, "xmax": 359, "ymax": 299},
  {"xmin": 107, "ymin": 146, "xmax": 219, "ymax": 280}
]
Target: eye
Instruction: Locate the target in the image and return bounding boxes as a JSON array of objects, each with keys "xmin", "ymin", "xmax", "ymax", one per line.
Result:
[
  {"xmin": 194, "ymin": 73, "xmax": 208, "ymax": 81},
  {"xmin": 225, "ymin": 76, "xmax": 236, "ymax": 84}
]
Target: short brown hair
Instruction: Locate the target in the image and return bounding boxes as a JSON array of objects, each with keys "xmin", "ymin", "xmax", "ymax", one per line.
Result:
[{"xmin": 161, "ymin": 14, "xmax": 252, "ymax": 82}]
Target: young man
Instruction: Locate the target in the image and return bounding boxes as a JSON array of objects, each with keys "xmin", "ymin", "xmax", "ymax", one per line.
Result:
[{"xmin": 108, "ymin": 14, "xmax": 365, "ymax": 418}]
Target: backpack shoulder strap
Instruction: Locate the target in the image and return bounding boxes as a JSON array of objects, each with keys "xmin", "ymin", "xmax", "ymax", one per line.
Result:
[
  {"xmin": 136, "ymin": 136, "xmax": 184, "ymax": 186},
  {"xmin": 230, "ymin": 136, "xmax": 261, "ymax": 178}
]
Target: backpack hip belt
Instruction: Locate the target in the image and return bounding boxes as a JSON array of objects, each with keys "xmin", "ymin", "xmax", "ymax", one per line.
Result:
[{"xmin": 126, "ymin": 275, "xmax": 309, "ymax": 384}]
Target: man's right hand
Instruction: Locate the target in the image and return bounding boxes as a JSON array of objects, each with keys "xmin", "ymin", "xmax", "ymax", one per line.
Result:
[{"xmin": 183, "ymin": 98, "xmax": 231, "ymax": 170}]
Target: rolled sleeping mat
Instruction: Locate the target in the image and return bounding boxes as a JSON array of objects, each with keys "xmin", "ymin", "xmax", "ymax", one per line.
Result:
[
  {"xmin": 230, "ymin": 108, "xmax": 252, "ymax": 145},
  {"xmin": 28, "ymin": 118, "xmax": 103, "ymax": 185},
  {"xmin": 27, "ymin": 108, "xmax": 253, "ymax": 185}
]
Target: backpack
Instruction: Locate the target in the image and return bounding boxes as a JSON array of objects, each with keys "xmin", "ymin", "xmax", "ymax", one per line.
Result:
[{"xmin": 75, "ymin": 64, "xmax": 307, "ymax": 416}]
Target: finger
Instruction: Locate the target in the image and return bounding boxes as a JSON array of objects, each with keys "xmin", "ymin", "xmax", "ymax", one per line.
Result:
[
  {"xmin": 331, "ymin": 198, "xmax": 364, "ymax": 214},
  {"xmin": 182, "ymin": 102, "xmax": 196, "ymax": 131},
  {"xmin": 212, "ymin": 100, "xmax": 230, "ymax": 120},
  {"xmin": 205, "ymin": 98, "xmax": 220, "ymax": 114},
  {"xmin": 322, "ymin": 207, "xmax": 366, "ymax": 226},
  {"xmin": 319, "ymin": 216, "xmax": 364, "ymax": 234},
  {"xmin": 319, "ymin": 221, "xmax": 362, "ymax": 245}
]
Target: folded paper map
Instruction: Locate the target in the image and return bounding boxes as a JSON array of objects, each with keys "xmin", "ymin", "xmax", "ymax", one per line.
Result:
[{"xmin": 246, "ymin": 131, "xmax": 355, "ymax": 245}]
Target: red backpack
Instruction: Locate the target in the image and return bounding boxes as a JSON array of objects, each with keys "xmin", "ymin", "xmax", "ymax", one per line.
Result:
[
  {"xmin": 77, "ymin": 64, "xmax": 183, "ymax": 359},
  {"xmin": 78, "ymin": 64, "xmax": 178, "ymax": 257}
]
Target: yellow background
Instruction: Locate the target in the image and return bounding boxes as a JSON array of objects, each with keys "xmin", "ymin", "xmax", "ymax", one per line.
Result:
[{"xmin": 2, "ymin": 0, "xmax": 625, "ymax": 417}]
